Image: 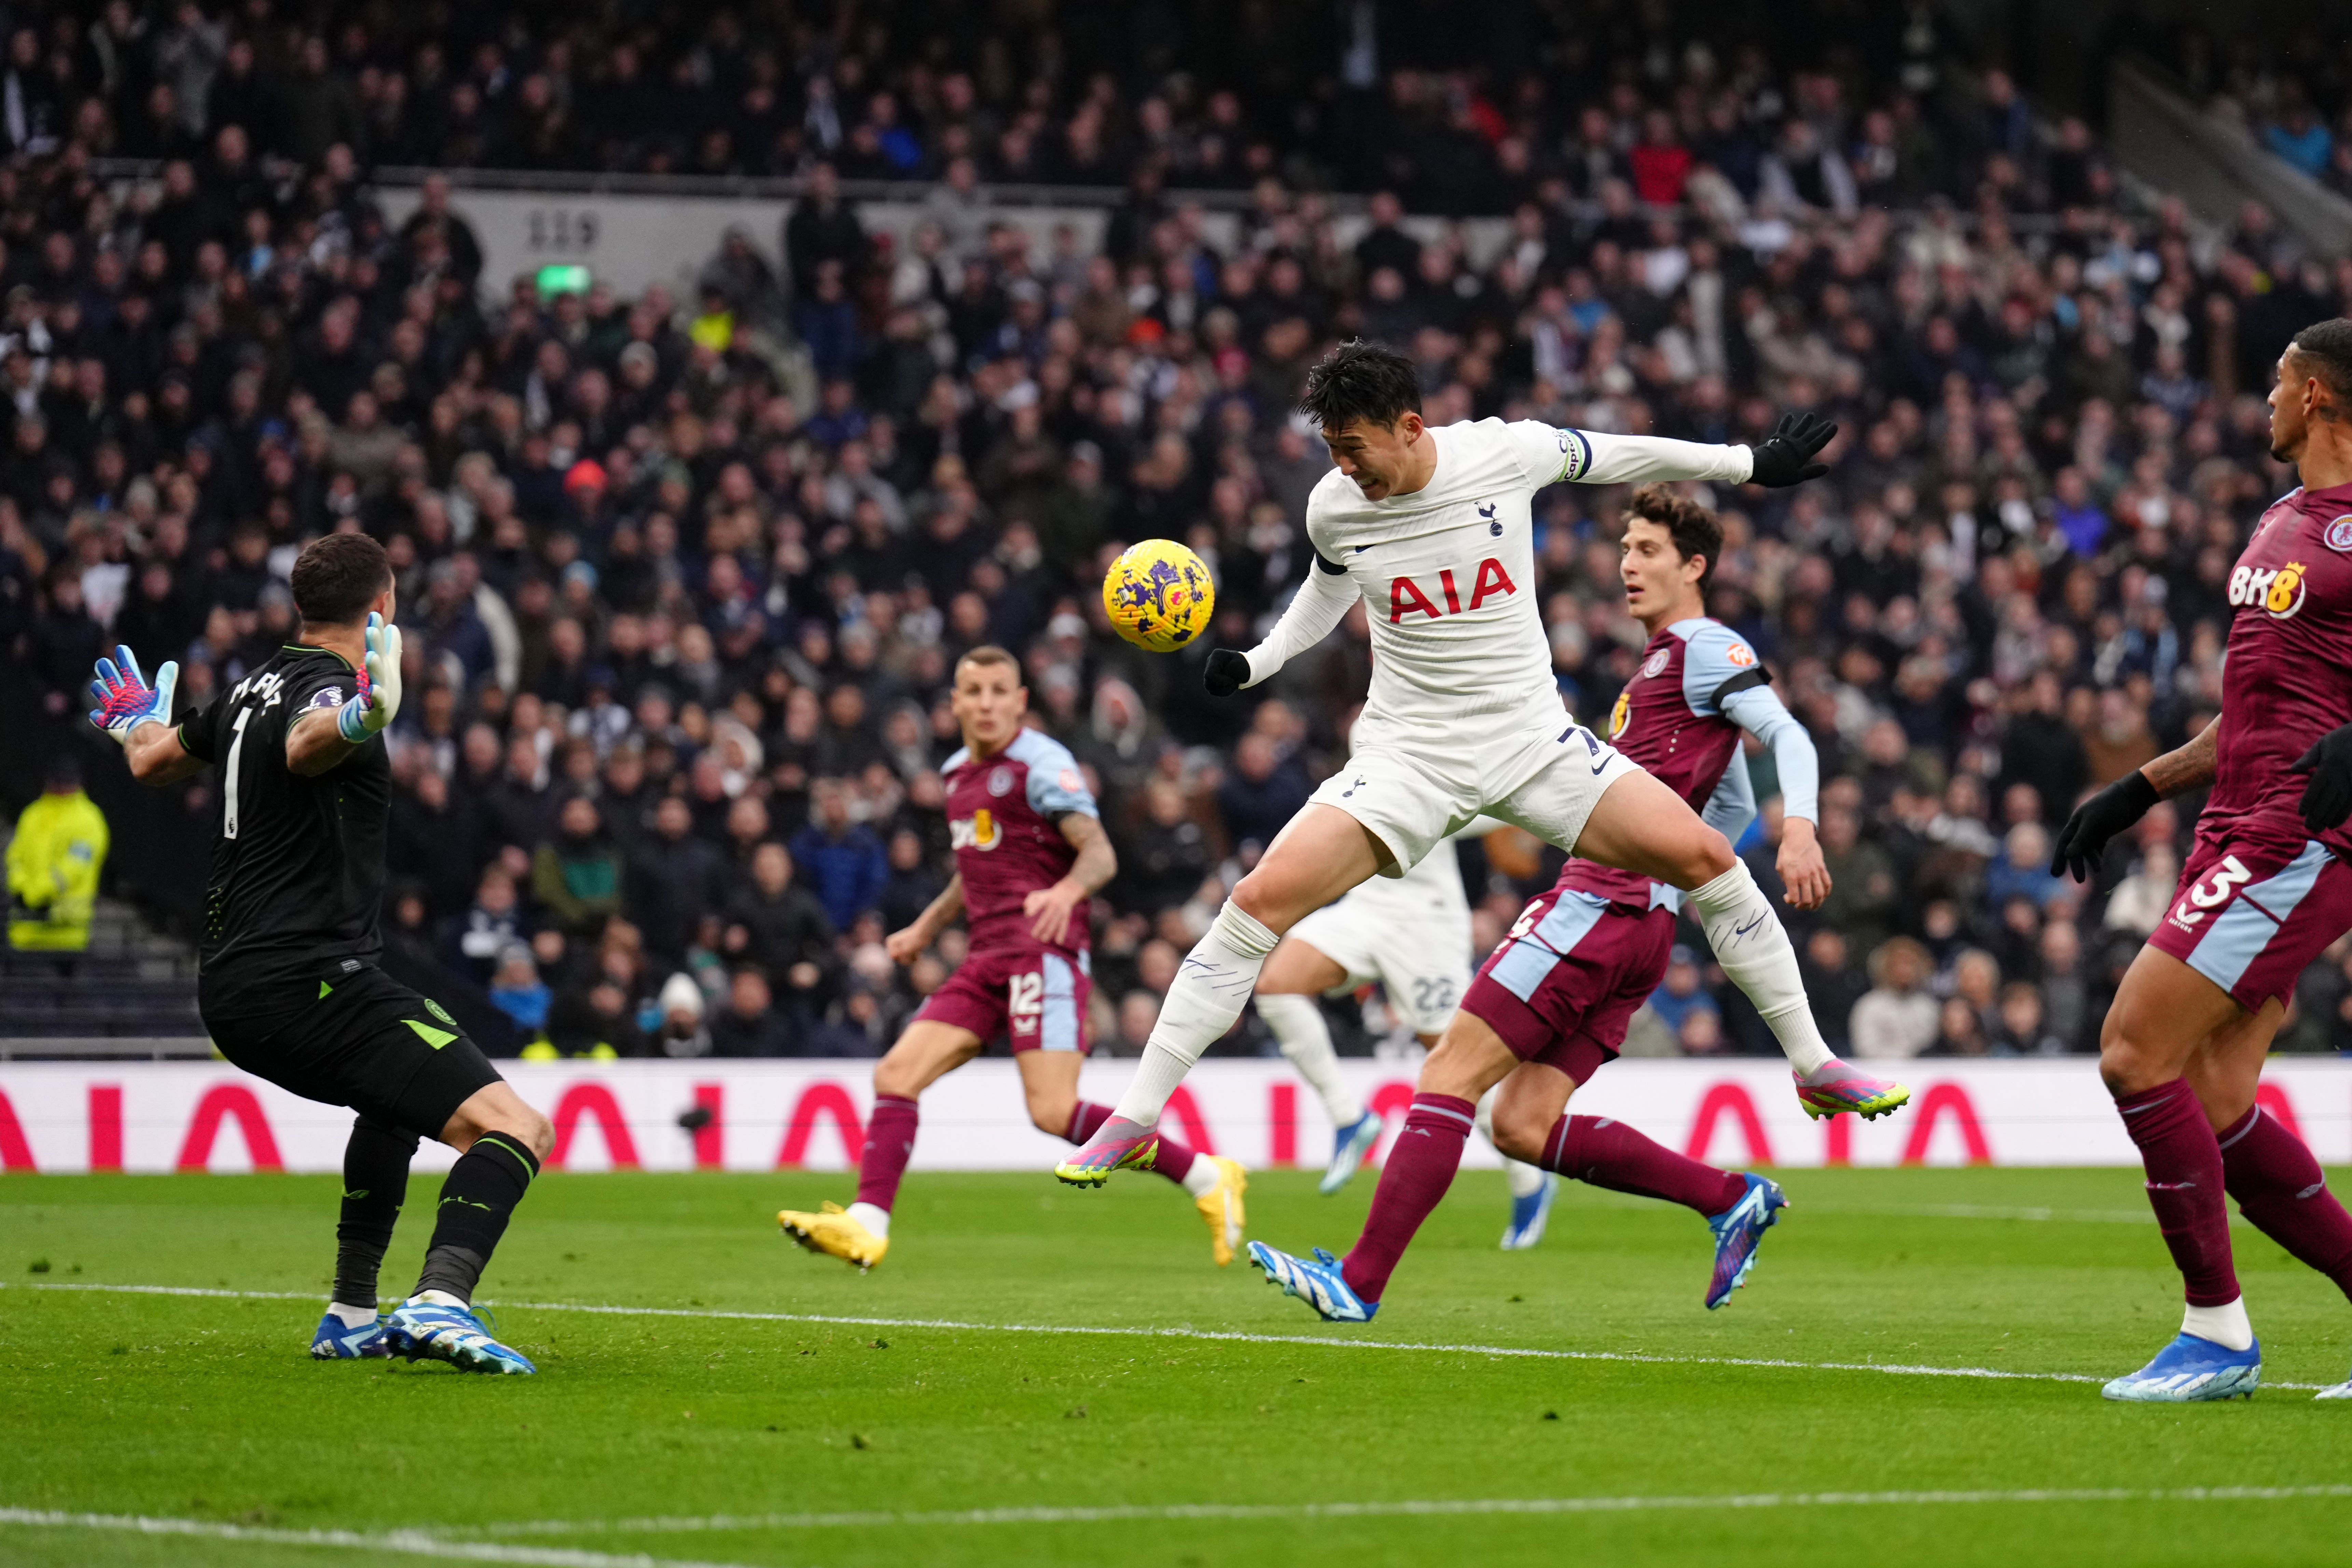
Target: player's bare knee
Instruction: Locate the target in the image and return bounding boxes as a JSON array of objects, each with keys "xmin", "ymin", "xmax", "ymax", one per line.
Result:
[
  {"xmin": 1489, "ymin": 1108, "xmax": 1549, "ymax": 1164},
  {"xmin": 1026, "ymin": 1093, "xmax": 1076, "ymax": 1137},
  {"xmin": 519, "ymin": 1108, "xmax": 554, "ymax": 1161},
  {"xmin": 873, "ymin": 1057, "xmax": 920, "ymax": 1100},
  {"xmin": 1684, "ymin": 827, "xmax": 1737, "ymax": 885}
]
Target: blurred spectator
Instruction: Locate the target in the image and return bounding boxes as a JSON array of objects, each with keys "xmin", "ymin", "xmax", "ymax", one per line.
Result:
[
  {"xmin": 789, "ymin": 780, "xmax": 888, "ymax": 931},
  {"xmin": 531, "ymin": 793, "xmax": 626, "ymax": 937},
  {"xmin": 710, "ymin": 966, "xmax": 794, "ymax": 1056},
  {"xmin": 488, "ymin": 944, "xmax": 552, "ymax": 1036},
  {"xmin": 1851, "ymin": 938, "xmax": 1939, "ymax": 1060}
]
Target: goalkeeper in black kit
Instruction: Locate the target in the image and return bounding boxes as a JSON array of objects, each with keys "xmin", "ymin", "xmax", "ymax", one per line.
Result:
[{"xmin": 94, "ymin": 532, "xmax": 552, "ymax": 1374}]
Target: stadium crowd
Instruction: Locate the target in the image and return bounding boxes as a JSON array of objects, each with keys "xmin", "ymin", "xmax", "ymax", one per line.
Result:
[{"xmin": 6, "ymin": 2, "xmax": 2352, "ymax": 1063}]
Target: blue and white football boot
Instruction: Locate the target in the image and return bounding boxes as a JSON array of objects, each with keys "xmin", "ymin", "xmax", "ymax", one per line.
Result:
[
  {"xmin": 1704, "ymin": 1174, "xmax": 1788, "ymax": 1309},
  {"xmin": 2101, "ymin": 1333, "xmax": 2260, "ymax": 1402},
  {"xmin": 309, "ymin": 1308, "xmax": 392, "ymax": 1359},
  {"xmin": 384, "ymin": 1295, "xmax": 537, "ymax": 1375},
  {"xmin": 1320, "ymin": 1112, "xmax": 1386, "ymax": 1195},
  {"xmin": 2316, "ymin": 1370, "xmax": 2352, "ymax": 1401},
  {"xmin": 1500, "ymin": 1172, "xmax": 1560, "ymax": 1251},
  {"xmin": 1247, "ymin": 1241, "xmax": 1377, "ymax": 1323}
]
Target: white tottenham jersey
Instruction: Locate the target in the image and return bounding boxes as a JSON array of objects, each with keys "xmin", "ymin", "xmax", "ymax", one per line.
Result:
[{"xmin": 1248, "ymin": 418, "xmax": 1751, "ymax": 752}]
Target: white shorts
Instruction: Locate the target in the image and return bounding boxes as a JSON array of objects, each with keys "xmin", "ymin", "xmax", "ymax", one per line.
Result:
[
  {"xmin": 1289, "ymin": 900, "xmax": 1474, "ymax": 1037},
  {"xmin": 1308, "ymin": 718, "xmax": 1643, "ymax": 876}
]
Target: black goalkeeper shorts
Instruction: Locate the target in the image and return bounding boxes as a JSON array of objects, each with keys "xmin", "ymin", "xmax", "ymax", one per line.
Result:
[{"xmin": 206, "ymin": 966, "xmax": 504, "ymax": 1141}]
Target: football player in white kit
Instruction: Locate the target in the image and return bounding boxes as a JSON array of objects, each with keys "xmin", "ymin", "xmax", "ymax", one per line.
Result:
[
  {"xmin": 1254, "ymin": 817, "xmax": 1562, "ymax": 1248},
  {"xmin": 1059, "ymin": 341, "xmax": 1905, "ymax": 1189}
]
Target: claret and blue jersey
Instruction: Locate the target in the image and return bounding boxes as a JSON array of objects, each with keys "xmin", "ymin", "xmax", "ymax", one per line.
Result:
[{"xmin": 941, "ymin": 726, "xmax": 1098, "ymax": 958}]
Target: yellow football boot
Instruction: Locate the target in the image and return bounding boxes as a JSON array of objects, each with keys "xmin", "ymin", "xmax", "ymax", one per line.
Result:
[
  {"xmin": 1194, "ymin": 1156, "xmax": 1248, "ymax": 1266},
  {"xmin": 778, "ymin": 1201, "xmax": 888, "ymax": 1272}
]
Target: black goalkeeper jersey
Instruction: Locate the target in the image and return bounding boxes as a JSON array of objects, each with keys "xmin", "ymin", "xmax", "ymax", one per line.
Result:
[{"xmin": 177, "ymin": 642, "xmax": 392, "ymax": 1022}]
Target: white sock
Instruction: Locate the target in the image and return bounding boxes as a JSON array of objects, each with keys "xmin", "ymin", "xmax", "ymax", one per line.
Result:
[
  {"xmin": 328, "ymin": 1301, "xmax": 378, "ymax": 1328},
  {"xmin": 1180, "ymin": 1156, "xmax": 1224, "ymax": 1198},
  {"xmin": 1106, "ymin": 901, "xmax": 1280, "ymax": 1131},
  {"xmin": 846, "ymin": 1201, "xmax": 891, "ymax": 1238},
  {"xmin": 413, "ymin": 1288, "xmax": 468, "ymax": 1310},
  {"xmin": 1505, "ymin": 1158, "xmax": 1548, "ymax": 1200},
  {"xmin": 1257, "ymin": 991, "xmax": 1368, "ymax": 1127},
  {"xmin": 2182, "ymin": 1297, "xmax": 2254, "ymax": 1352},
  {"xmin": 1686, "ymin": 862, "xmax": 1835, "ymax": 1077}
]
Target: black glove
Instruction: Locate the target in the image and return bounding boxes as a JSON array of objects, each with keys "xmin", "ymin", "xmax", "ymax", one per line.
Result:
[
  {"xmin": 1747, "ymin": 412, "xmax": 1837, "ymax": 487},
  {"xmin": 1202, "ymin": 648, "xmax": 1253, "ymax": 698},
  {"xmin": 2050, "ymin": 770, "xmax": 2160, "ymax": 883},
  {"xmin": 2291, "ymin": 722, "xmax": 2352, "ymax": 834}
]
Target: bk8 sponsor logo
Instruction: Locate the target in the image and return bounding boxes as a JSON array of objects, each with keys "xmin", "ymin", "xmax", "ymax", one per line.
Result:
[{"xmin": 2227, "ymin": 560, "xmax": 2310, "ymax": 619}]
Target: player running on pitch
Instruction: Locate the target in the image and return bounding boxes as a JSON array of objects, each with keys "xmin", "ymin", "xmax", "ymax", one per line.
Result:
[
  {"xmin": 1254, "ymin": 817, "xmax": 1563, "ymax": 1248},
  {"xmin": 779, "ymin": 647, "xmax": 1247, "ymax": 1270},
  {"xmin": 1059, "ymin": 340, "xmax": 1903, "ymax": 1189},
  {"xmin": 91, "ymin": 533, "xmax": 551, "ymax": 1373},
  {"xmin": 2048, "ymin": 319, "xmax": 2352, "ymax": 1403},
  {"xmin": 1250, "ymin": 486, "xmax": 1831, "ymax": 1320}
]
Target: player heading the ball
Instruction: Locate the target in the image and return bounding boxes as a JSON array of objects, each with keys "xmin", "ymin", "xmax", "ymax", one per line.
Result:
[{"xmin": 1058, "ymin": 339, "xmax": 1886, "ymax": 1191}]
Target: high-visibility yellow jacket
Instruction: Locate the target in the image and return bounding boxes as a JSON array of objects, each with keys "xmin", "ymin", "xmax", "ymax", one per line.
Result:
[{"xmin": 6, "ymin": 788, "xmax": 109, "ymax": 951}]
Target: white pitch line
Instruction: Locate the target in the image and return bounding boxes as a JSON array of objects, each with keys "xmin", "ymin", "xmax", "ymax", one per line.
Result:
[
  {"xmin": 463, "ymin": 1484, "xmax": 2352, "ymax": 1535},
  {"xmin": 5, "ymin": 1280, "xmax": 2334, "ymax": 1391},
  {"xmin": 0, "ymin": 1507, "xmax": 763, "ymax": 1568}
]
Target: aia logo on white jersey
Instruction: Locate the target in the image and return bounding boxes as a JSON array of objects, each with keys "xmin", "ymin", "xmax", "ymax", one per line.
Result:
[
  {"xmin": 1388, "ymin": 557, "xmax": 1518, "ymax": 622},
  {"xmin": 2227, "ymin": 560, "xmax": 2309, "ymax": 620},
  {"xmin": 949, "ymin": 810, "xmax": 1002, "ymax": 851}
]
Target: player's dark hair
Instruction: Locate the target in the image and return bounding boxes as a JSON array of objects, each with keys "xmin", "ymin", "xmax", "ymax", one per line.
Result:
[
  {"xmin": 2289, "ymin": 318, "xmax": 2352, "ymax": 417},
  {"xmin": 1626, "ymin": 484, "xmax": 1724, "ymax": 589},
  {"xmin": 289, "ymin": 532, "xmax": 392, "ymax": 626},
  {"xmin": 955, "ymin": 644, "xmax": 1021, "ymax": 679},
  {"xmin": 1299, "ymin": 340, "xmax": 1421, "ymax": 431}
]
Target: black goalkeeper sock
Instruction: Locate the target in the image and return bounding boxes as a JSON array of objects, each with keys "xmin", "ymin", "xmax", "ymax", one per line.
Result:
[
  {"xmin": 333, "ymin": 1116, "xmax": 418, "ymax": 1310},
  {"xmin": 413, "ymin": 1132, "xmax": 540, "ymax": 1304}
]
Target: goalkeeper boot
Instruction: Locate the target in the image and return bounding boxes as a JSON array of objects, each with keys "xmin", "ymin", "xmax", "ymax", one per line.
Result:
[
  {"xmin": 1194, "ymin": 1156, "xmax": 1248, "ymax": 1266},
  {"xmin": 309, "ymin": 1307, "xmax": 393, "ymax": 1360},
  {"xmin": 1055, "ymin": 1126, "xmax": 1159, "ymax": 1187},
  {"xmin": 1247, "ymin": 1241, "xmax": 1376, "ymax": 1323},
  {"xmin": 1703, "ymin": 1173, "xmax": 1788, "ymax": 1309},
  {"xmin": 1500, "ymin": 1172, "xmax": 1559, "ymax": 1251},
  {"xmin": 384, "ymin": 1294, "xmax": 536, "ymax": 1375},
  {"xmin": 1319, "ymin": 1111, "xmax": 1385, "ymax": 1195},
  {"xmin": 778, "ymin": 1201, "xmax": 889, "ymax": 1272},
  {"xmin": 1794, "ymin": 1060, "xmax": 1911, "ymax": 1121},
  {"xmin": 2101, "ymin": 1332, "xmax": 2260, "ymax": 1402}
]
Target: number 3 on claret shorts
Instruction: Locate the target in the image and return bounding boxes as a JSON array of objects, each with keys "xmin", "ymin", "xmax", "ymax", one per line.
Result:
[{"xmin": 2172, "ymin": 855, "xmax": 2251, "ymax": 928}]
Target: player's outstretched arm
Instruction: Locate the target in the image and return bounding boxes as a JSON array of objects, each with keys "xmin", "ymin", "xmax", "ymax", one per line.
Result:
[
  {"xmin": 1207, "ymin": 554, "xmax": 1357, "ymax": 696},
  {"xmin": 289, "ymin": 612, "xmax": 403, "ymax": 776},
  {"xmin": 88, "ymin": 646, "xmax": 205, "ymax": 786},
  {"xmin": 1566, "ymin": 413, "xmax": 1834, "ymax": 489},
  {"xmin": 885, "ymin": 875, "xmax": 963, "ymax": 965},
  {"xmin": 2051, "ymin": 717, "xmax": 2218, "ymax": 882},
  {"xmin": 1718, "ymin": 683, "xmax": 1828, "ymax": 909},
  {"xmin": 1025, "ymin": 814, "xmax": 1118, "ymax": 946}
]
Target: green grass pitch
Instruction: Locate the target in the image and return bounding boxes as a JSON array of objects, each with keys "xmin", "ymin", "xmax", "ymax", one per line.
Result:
[{"xmin": 4, "ymin": 1165, "xmax": 2352, "ymax": 1567}]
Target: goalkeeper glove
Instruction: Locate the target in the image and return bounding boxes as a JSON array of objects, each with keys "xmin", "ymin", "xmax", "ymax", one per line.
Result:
[
  {"xmin": 2049, "ymin": 770, "xmax": 2159, "ymax": 883},
  {"xmin": 87, "ymin": 645, "xmax": 178, "ymax": 743},
  {"xmin": 2291, "ymin": 722, "xmax": 2352, "ymax": 835},
  {"xmin": 336, "ymin": 611, "xmax": 404, "ymax": 742},
  {"xmin": 1202, "ymin": 648, "xmax": 1253, "ymax": 698},
  {"xmin": 1747, "ymin": 412, "xmax": 1837, "ymax": 487}
]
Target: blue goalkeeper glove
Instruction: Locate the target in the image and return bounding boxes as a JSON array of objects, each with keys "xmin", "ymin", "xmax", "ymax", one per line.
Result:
[
  {"xmin": 335, "ymin": 612, "xmax": 404, "ymax": 742},
  {"xmin": 88, "ymin": 645, "xmax": 178, "ymax": 743}
]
